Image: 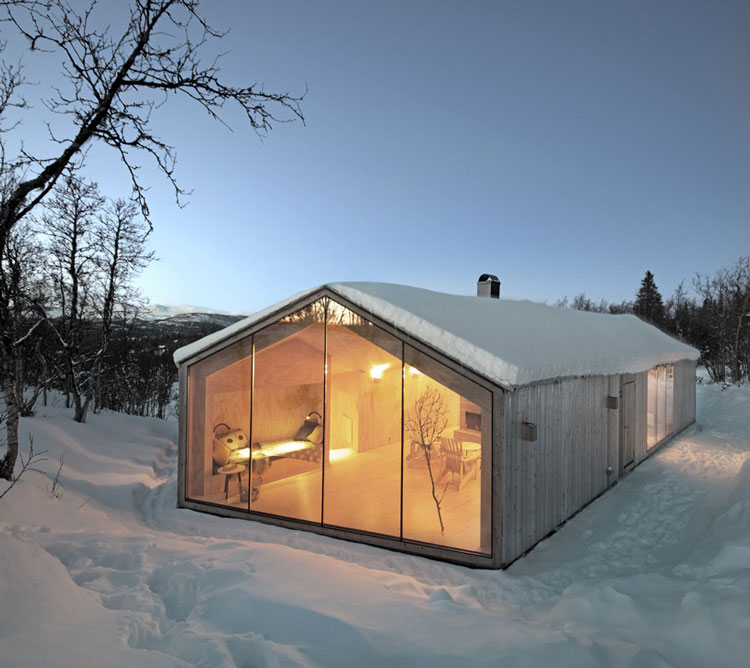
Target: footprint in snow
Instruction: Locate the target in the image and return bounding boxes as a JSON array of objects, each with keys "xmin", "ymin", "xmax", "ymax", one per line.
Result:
[{"xmin": 428, "ymin": 587, "xmax": 455, "ymax": 603}]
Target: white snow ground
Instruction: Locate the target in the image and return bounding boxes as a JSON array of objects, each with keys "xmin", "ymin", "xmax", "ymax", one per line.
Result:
[{"xmin": 1, "ymin": 380, "xmax": 749, "ymax": 667}]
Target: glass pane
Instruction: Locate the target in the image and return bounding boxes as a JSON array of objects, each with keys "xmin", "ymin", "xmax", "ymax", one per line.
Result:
[
  {"xmin": 665, "ymin": 364, "xmax": 674, "ymax": 434},
  {"xmin": 186, "ymin": 337, "xmax": 252, "ymax": 510},
  {"xmin": 646, "ymin": 368, "xmax": 658, "ymax": 449},
  {"xmin": 403, "ymin": 345, "xmax": 491, "ymax": 554},
  {"xmin": 656, "ymin": 365, "xmax": 666, "ymax": 442},
  {"xmin": 250, "ymin": 301, "xmax": 325, "ymax": 521},
  {"xmin": 323, "ymin": 302, "xmax": 402, "ymax": 536}
]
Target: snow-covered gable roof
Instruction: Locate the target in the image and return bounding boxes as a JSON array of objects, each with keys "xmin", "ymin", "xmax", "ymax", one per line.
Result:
[{"xmin": 174, "ymin": 282, "xmax": 699, "ymax": 389}]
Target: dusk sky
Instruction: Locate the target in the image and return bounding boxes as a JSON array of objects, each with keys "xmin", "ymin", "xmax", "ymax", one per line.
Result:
[{"xmin": 11, "ymin": 0, "xmax": 750, "ymax": 313}]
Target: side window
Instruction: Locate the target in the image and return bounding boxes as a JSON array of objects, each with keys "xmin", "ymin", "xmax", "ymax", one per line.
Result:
[
  {"xmin": 250, "ymin": 300, "xmax": 326, "ymax": 521},
  {"xmin": 647, "ymin": 363, "xmax": 674, "ymax": 450},
  {"xmin": 402, "ymin": 345, "xmax": 491, "ymax": 554},
  {"xmin": 323, "ymin": 302, "xmax": 402, "ymax": 536},
  {"xmin": 186, "ymin": 337, "xmax": 252, "ymax": 510}
]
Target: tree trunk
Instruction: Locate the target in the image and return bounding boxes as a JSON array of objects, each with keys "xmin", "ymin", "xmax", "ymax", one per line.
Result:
[
  {"xmin": 73, "ymin": 393, "xmax": 92, "ymax": 423},
  {"xmin": 0, "ymin": 375, "xmax": 20, "ymax": 481}
]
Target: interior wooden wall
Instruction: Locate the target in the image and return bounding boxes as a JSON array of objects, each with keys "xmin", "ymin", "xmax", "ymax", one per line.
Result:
[
  {"xmin": 328, "ymin": 370, "xmax": 360, "ymax": 451},
  {"xmin": 255, "ymin": 332, "xmax": 324, "ymax": 388},
  {"xmin": 187, "ymin": 345, "xmax": 253, "ymax": 499},
  {"xmin": 252, "ymin": 383, "xmax": 323, "ymax": 443},
  {"xmin": 357, "ymin": 368, "xmax": 402, "ymax": 451},
  {"xmin": 404, "ymin": 372, "xmax": 461, "ymax": 437},
  {"xmin": 459, "ymin": 396, "xmax": 482, "ymax": 430}
]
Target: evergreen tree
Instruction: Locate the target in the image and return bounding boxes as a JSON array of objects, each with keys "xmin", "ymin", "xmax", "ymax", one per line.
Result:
[{"xmin": 634, "ymin": 270, "xmax": 665, "ymax": 325}]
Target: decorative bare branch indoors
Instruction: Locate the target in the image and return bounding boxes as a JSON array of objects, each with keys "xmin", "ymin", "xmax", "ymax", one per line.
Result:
[{"xmin": 405, "ymin": 385, "xmax": 449, "ymax": 533}]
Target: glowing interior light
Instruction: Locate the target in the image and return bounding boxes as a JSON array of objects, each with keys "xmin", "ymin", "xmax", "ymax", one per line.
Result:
[
  {"xmin": 329, "ymin": 448, "xmax": 354, "ymax": 462},
  {"xmin": 262, "ymin": 440, "xmax": 310, "ymax": 457},
  {"xmin": 408, "ymin": 367, "xmax": 422, "ymax": 376},
  {"xmin": 370, "ymin": 363, "xmax": 390, "ymax": 380},
  {"xmin": 231, "ymin": 447, "xmax": 251, "ymax": 461},
  {"xmin": 229, "ymin": 440, "xmax": 316, "ymax": 462}
]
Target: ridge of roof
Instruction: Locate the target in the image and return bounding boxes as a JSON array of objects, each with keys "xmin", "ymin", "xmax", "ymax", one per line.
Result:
[{"xmin": 175, "ymin": 281, "xmax": 699, "ymax": 388}]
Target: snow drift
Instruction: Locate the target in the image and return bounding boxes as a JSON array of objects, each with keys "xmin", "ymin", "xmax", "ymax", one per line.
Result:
[{"xmin": 1, "ymin": 380, "xmax": 748, "ymax": 667}]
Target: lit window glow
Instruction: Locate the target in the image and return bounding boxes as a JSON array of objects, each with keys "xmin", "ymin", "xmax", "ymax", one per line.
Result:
[
  {"xmin": 229, "ymin": 440, "xmax": 316, "ymax": 461},
  {"xmin": 370, "ymin": 363, "xmax": 390, "ymax": 379},
  {"xmin": 329, "ymin": 448, "xmax": 354, "ymax": 462}
]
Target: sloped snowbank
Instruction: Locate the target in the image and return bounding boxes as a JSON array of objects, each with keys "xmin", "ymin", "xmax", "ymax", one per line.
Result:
[{"xmin": 1, "ymin": 382, "xmax": 748, "ymax": 667}]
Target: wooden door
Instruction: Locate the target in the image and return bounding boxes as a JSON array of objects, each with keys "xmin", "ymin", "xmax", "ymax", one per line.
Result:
[{"xmin": 621, "ymin": 380, "xmax": 635, "ymax": 471}]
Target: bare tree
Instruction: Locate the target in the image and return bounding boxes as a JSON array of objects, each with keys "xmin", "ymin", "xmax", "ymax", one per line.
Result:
[
  {"xmin": 39, "ymin": 171, "xmax": 154, "ymax": 423},
  {"xmin": 90, "ymin": 197, "xmax": 154, "ymax": 414},
  {"xmin": 0, "ymin": 0, "xmax": 304, "ymax": 478},
  {"xmin": 405, "ymin": 386, "xmax": 449, "ymax": 533},
  {"xmin": 0, "ymin": 0, "xmax": 304, "ymax": 239},
  {"xmin": 0, "ymin": 220, "xmax": 46, "ymax": 416},
  {"xmin": 693, "ymin": 257, "xmax": 750, "ymax": 384},
  {"xmin": 0, "ymin": 39, "xmax": 30, "ymax": 478},
  {"xmin": 40, "ymin": 168, "xmax": 102, "ymax": 422}
]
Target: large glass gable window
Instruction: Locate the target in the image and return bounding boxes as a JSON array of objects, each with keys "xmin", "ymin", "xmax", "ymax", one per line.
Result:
[
  {"xmin": 403, "ymin": 345, "xmax": 492, "ymax": 553},
  {"xmin": 324, "ymin": 302, "xmax": 402, "ymax": 535},
  {"xmin": 187, "ymin": 337, "xmax": 252, "ymax": 511},
  {"xmin": 251, "ymin": 301, "xmax": 326, "ymax": 521},
  {"xmin": 185, "ymin": 297, "xmax": 492, "ymax": 556}
]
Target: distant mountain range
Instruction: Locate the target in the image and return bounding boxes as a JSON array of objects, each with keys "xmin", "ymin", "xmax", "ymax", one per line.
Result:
[
  {"xmin": 142, "ymin": 304, "xmax": 248, "ymax": 333},
  {"xmin": 144, "ymin": 304, "xmax": 248, "ymax": 320}
]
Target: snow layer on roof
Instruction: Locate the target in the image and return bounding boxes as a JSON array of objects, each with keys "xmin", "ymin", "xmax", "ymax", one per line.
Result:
[{"xmin": 175, "ymin": 282, "xmax": 699, "ymax": 388}]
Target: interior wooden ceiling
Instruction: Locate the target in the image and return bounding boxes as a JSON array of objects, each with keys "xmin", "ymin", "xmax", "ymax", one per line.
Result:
[{"xmin": 210, "ymin": 324, "xmax": 402, "ymax": 389}]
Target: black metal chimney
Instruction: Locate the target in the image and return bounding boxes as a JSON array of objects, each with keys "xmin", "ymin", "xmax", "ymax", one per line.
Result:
[{"xmin": 477, "ymin": 273, "xmax": 501, "ymax": 299}]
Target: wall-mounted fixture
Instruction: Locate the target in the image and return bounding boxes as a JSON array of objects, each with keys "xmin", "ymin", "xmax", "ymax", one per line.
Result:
[
  {"xmin": 370, "ymin": 363, "xmax": 390, "ymax": 380},
  {"xmin": 521, "ymin": 421, "xmax": 537, "ymax": 442},
  {"xmin": 607, "ymin": 396, "xmax": 619, "ymax": 409}
]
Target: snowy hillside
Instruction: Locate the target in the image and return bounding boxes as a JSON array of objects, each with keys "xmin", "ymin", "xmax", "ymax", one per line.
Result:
[
  {"xmin": 138, "ymin": 304, "xmax": 246, "ymax": 332},
  {"xmin": 1, "ymin": 381, "xmax": 749, "ymax": 667},
  {"xmin": 144, "ymin": 304, "xmax": 236, "ymax": 320}
]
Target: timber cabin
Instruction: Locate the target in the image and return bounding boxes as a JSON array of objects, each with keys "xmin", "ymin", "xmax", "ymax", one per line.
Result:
[{"xmin": 175, "ymin": 278, "xmax": 698, "ymax": 568}]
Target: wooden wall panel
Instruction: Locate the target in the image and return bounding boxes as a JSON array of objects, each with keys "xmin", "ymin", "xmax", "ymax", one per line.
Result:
[
  {"xmin": 252, "ymin": 383, "xmax": 323, "ymax": 443},
  {"xmin": 358, "ymin": 369, "xmax": 402, "ymax": 451},
  {"xmin": 673, "ymin": 359, "xmax": 696, "ymax": 432},
  {"xmin": 328, "ymin": 371, "xmax": 360, "ymax": 451},
  {"xmin": 186, "ymin": 339, "xmax": 252, "ymax": 500},
  {"xmin": 631, "ymin": 371, "xmax": 648, "ymax": 464},
  {"xmin": 500, "ymin": 375, "xmax": 620, "ymax": 565}
]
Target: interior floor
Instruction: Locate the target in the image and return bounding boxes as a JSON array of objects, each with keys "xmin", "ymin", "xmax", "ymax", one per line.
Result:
[{"xmin": 196, "ymin": 441, "xmax": 485, "ymax": 553}]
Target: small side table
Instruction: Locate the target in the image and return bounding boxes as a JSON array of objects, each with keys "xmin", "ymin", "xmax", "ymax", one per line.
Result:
[{"xmin": 217, "ymin": 463, "xmax": 245, "ymax": 500}]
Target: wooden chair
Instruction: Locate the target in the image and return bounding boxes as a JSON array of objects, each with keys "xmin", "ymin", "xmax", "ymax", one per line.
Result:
[{"xmin": 437, "ymin": 437, "xmax": 478, "ymax": 491}]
